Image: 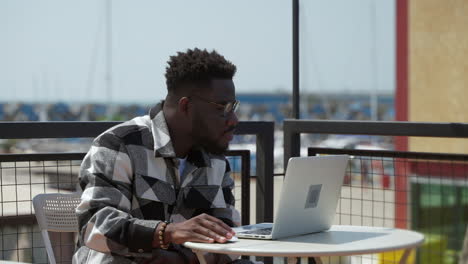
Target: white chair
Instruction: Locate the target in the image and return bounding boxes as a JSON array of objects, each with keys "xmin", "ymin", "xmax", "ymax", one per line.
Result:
[{"xmin": 32, "ymin": 193, "xmax": 81, "ymax": 264}]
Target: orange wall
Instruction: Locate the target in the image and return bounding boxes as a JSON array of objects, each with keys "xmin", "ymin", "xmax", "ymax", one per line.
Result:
[{"xmin": 409, "ymin": 0, "xmax": 468, "ymax": 153}]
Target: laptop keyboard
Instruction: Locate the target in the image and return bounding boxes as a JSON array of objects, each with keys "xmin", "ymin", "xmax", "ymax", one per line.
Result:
[{"xmin": 240, "ymin": 227, "xmax": 272, "ymax": 235}]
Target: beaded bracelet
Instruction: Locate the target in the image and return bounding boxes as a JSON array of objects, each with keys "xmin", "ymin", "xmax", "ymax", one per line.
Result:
[{"xmin": 158, "ymin": 221, "xmax": 170, "ymax": 249}]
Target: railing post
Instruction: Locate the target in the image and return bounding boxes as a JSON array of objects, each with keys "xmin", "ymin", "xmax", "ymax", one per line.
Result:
[
  {"xmin": 240, "ymin": 151, "xmax": 251, "ymax": 225},
  {"xmin": 284, "ymin": 123, "xmax": 301, "ymax": 169},
  {"xmin": 235, "ymin": 122, "xmax": 275, "ymax": 223},
  {"xmin": 255, "ymin": 122, "xmax": 274, "ymax": 223}
]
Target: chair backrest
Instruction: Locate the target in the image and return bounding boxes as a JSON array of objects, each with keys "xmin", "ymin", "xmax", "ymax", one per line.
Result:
[
  {"xmin": 33, "ymin": 193, "xmax": 81, "ymax": 232},
  {"xmin": 33, "ymin": 193, "xmax": 81, "ymax": 264}
]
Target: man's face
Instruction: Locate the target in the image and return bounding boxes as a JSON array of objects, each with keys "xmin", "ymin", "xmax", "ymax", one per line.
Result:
[{"xmin": 190, "ymin": 79, "xmax": 238, "ymax": 155}]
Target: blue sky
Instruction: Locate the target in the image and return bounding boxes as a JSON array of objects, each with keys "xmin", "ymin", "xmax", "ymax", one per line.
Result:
[{"xmin": 0, "ymin": 0, "xmax": 395, "ymax": 103}]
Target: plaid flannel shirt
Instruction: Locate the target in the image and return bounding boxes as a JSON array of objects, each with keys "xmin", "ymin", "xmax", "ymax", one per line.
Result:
[{"xmin": 73, "ymin": 103, "xmax": 241, "ymax": 264}]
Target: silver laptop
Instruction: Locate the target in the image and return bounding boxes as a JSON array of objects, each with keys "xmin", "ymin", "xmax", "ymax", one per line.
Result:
[{"xmin": 234, "ymin": 155, "xmax": 349, "ymax": 240}]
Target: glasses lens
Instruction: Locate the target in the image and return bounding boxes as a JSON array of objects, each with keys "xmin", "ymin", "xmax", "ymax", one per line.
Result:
[
  {"xmin": 232, "ymin": 100, "xmax": 239, "ymax": 112},
  {"xmin": 224, "ymin": 101, "xmax": 239, "ymax": 115}
]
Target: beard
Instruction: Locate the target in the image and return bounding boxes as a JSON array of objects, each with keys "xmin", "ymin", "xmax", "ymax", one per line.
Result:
[
  {"xmin": 194, "ymin": 134, "xmax": 228, "ymax": 155},
  {"xmin": 191, "ymin": 115, "xmax": 228, "ymax": 155}
]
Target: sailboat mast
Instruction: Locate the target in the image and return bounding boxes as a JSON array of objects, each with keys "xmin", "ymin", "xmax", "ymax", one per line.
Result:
[
  {"xmin": 370, "ymin": 0, "xmax": 378, "ymax": 121},
  {"xmin": 106, "ymin": 0, "xmax": 113, "ymax": 119}
]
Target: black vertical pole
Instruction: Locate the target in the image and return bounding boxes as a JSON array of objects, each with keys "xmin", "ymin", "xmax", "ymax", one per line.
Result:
[
  {"xmin": 289, "ymin": 0, "xmax": 301, "ymax": 170},
  {"xmin": 292, "ymin": 4, "xmax": 314, "ymax": 262},
  {"xmin": 255, "ymin": 123, "xmax": 274, "ymax": 264},
  {"xmin": 292, "ymin": 0, "xmax": 300, "ymax": 119}
]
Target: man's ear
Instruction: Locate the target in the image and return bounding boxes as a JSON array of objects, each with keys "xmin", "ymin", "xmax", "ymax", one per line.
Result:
[{"xmin": 178, "ymin": 97, "xmax": 190, "ymax": 115}]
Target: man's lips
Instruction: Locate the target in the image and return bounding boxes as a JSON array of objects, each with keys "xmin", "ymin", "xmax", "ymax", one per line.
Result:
[
  {"xmin": 223, "ymin": 131, "xmax": 234, "ymax": 141},
  {"xmin": 223, "ymin": 126, "xmax": 236, "ymax": 141}
]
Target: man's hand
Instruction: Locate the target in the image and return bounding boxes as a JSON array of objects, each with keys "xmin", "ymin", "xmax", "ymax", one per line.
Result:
[{"xmin": 165, "ymin": 213, "xmax": 235, "ymax": 244}]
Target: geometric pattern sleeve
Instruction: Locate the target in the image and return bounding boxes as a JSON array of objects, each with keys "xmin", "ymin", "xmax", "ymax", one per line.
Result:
[{"xmin": 76, "ymin": 133, "xmax": 159, "ymax": 256}]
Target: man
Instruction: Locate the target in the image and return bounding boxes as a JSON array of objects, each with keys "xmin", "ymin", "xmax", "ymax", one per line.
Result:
[{"xmin": 73, "ymin": 48, "xmax": 253, "ymax": 264}]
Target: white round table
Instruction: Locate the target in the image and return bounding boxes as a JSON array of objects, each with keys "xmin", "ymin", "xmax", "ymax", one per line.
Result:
[{"xmin": 184, "ymin": 225, "xmax": 425, "ymax": 264}]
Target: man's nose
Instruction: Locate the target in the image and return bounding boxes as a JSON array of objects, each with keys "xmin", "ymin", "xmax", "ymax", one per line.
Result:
[{"xmin": 226, "ymin": 111, "xmax": 239, "ymax": 127}]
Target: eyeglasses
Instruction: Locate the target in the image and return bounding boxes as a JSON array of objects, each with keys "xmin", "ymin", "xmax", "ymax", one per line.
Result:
[{"xmin": 189, "ymin": 94, "xmax": 240, "ymax": 117}]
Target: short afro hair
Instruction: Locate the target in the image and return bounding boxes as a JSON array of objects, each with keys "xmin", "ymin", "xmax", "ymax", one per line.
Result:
[{"xmin": 165, "ymin": 48, "xmax": 237, "ymax": 93}]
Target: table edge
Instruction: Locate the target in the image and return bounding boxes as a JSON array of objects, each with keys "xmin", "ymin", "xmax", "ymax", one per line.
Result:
[{"xmin": 184, "ymin": 226, "xmax": 425, "ymax": 257}]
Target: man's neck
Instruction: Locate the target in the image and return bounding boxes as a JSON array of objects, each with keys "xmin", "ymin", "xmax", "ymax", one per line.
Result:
[{"xmin": 162, "ymin": 104, "xmax": 192, "ymax": 158}]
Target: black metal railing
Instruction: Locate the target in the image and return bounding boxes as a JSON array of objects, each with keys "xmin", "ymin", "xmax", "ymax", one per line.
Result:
[
  {"xmin": 0, "ymin": 150, "xmax": 250, "ymax": 263},
  {"xmin": 0, "ymin": 120, "xmax": 272, "ymax": 263},
  {"xmin": 284, "ymin": 119, "xmax": 468, "ymax": 167},
  {"xmin": 0, "ymin": 153, "xmax": 83, "ymax": 263},
  {"xmin": 308, "ymin": 147, "xmax": 468, "ymax": 263},
  {"xmin": 0, "ymin": 121, "xmax": 274, "ymax": 223},
  {"xmin": 283, "ymin": 119, "xmax": 468, "ymax": 264},
  {"xmin": 0, "ymin": 150, "xmax": 251, "ymax": 223}
]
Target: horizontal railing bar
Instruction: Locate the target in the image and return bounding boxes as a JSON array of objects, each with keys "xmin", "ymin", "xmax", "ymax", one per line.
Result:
[
  {"xmin": 0, "ymin": 150, "xmax": 248, "ymax": 162},
  {"xmin": 0, "ymin": 152, "xmax": 86, "ymax": 162},
  {"xmin": 0, "ymin": 121, "xmax": 272, "ymax": 139},
  {"xmin": 224, "ymin": 150, "xmax": 250, "ymax": 156},
  {"xmin": 308, "ymin": 147, "xmax": 468, "ymax": 161},
  {"xmin": 235, "ymin": 121, "xmax": 274, "ymax": 135},
  {"xmin": 0, "ymin": 214, "xmax": 36, "ymax": 225},
  {"xmin": 0, "ymin": 121, "xmax": 121, "ymax": 139},
  {"xmin": 284, "ymin": 119, "xmax": 468, "ymax": 138}
]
